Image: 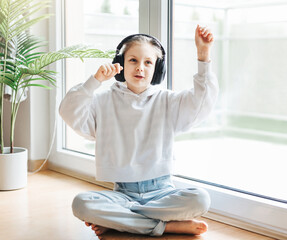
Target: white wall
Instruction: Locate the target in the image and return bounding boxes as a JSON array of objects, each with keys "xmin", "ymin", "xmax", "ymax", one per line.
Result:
[{"xmin": 28, "ymin": 2, "xmax": 50, "ymax": 161}]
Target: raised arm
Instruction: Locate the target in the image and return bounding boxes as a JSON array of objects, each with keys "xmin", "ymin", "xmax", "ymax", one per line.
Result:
[
  {"xmin": 195, "ymin": 25, "xmax": 214, "ymax": 62},
  {"xmin": 169, "ymin": 25, "xmax": 219, "ymax": 133}
]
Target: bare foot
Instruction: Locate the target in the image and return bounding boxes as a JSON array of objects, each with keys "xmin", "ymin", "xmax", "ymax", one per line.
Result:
[
  {"xmin": 164, "ymin": 219, "xmax": 208, "ymax": 235},
  {"xmin": 85, "ymin": 222, "xmax": 109, "ymax": 238}
]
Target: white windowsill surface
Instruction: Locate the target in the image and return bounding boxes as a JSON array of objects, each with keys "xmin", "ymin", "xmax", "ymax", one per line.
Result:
[
  {"xmin": 174, "ymin": 137, "xmax": 287, "ymax": 202},
  {"xmin": 173, "ymin": 137, "xmax": 287, "ymax": 239}
]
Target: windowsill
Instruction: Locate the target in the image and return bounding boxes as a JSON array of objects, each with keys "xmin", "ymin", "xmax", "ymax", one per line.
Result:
[
  {"xmin": 172, "ymin": 175, "xmax": 287, "ymax": 239},
  {"xmin": 173, "ymin": 175, "xmax": 287, "ymax": 209},
  {"xmin": 174, "ymin": 136, "xmax": 287, "ymax": 203},
  {"xmin": 173, "ymin": 136, "xmax": 287, "ymax": 238}
]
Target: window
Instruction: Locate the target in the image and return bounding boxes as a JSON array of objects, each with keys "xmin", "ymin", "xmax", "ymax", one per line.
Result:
[
  {"xmin": 171, "ymin": 0, "xmax": 287, "ymax": 238},
  {"xmin": 49, "ymin": 0, "xmax": 287, "ymax": 238},
  {"xmin": 64, "ymin": 0, "xmax": 139, "ymax": 155},
  {"xmin": 172, "ymin": 0, "xmax": 287, "ymax": 203}
]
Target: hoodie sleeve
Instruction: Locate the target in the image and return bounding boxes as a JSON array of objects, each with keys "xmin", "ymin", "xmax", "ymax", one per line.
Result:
[
  {"xmin": 168, "ymin": 61, "xmax": 219, "ymax": 134},
  {"xmin": 59, "ymin": 75, "xmax": 101, "ymax": 141}
]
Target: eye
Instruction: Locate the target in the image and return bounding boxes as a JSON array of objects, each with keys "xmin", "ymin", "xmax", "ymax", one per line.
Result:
[
  {"xmin": 129, "ymin": 58, "xmax": 137, "ymax": 62},
  {"xmin": 145, "ymin": 60, "xmax": 153, "ymax": 65}
]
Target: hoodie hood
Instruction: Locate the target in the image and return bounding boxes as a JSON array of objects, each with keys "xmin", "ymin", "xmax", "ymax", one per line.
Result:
[{"xmin": 111, "ymin": 81, "xmax": 161, "ymax": 99}]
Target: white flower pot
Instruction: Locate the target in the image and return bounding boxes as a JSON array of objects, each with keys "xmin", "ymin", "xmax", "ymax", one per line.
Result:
[{"xmin": 0, "ymin": 147, "xmax": 28, "ymax": 190}]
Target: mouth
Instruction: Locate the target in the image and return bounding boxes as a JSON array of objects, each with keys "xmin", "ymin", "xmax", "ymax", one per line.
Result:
[{"xmin": 134, "ymin": 75, "xmax": 144, "ymax": 79}]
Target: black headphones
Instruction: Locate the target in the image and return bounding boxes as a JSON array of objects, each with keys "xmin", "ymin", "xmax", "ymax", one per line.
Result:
[{"xmin": 112, "ymin": 34, "xmax": 166, "ymax": 85}]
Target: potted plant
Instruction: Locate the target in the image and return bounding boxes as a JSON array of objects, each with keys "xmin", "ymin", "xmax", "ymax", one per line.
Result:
[{"xmin": 0, "ymin": 0, "xmax": 114, "ymax": 190}]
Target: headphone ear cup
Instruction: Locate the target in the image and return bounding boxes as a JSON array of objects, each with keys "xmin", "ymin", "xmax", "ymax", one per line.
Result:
[
  {"xmin": 151, "ymin": 58, "xmax": 166, "ymax": 85},
  {"xmin": 112, "ymin": 54, "xmax": 125, "ymax": 82}
]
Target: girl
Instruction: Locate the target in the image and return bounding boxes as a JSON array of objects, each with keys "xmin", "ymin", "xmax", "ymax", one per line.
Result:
[{"xmin": 59, "ymin": 25, "xmax": 219, "ymax": 238}]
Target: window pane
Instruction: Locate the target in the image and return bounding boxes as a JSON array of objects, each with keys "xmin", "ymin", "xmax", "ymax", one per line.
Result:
[
  {"xmin": 172, "ymin": 4, "xmax": 223, "ymax": 130},
  {"xmin": 64, "ymin": 0, "xmax": 139, "ymax": 155},
  {"xmin": 173, "ymin": 1, "xmax": 287, "ymax": 203}
]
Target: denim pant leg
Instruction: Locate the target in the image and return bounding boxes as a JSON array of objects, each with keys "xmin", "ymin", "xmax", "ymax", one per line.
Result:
[
  {"xmin": 125, "ymin": 175, "xmax": 211, "ymax": 222},
  {"xmin": 72, "ymin": 190, "xmax": 165, "ymax": 236},
  {"xmin": 131, "ymin": 187, "xmax": 211, "ymax": 222}
]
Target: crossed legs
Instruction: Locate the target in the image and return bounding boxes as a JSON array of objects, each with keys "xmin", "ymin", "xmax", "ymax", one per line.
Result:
[{"xmin": 72, "ymin": 187, "xmax": 210, "ymax": 238}]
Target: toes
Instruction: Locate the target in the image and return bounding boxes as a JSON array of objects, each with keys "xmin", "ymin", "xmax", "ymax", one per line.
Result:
[
  {"xmin": 200, "ymin": 221, "xmax": 208, "ymax": 230},
  {"xmin": 87, "ymin": 224, "xmax": 108, "ymax": 236},
  {"xmin": 85, "ymin": 222, "xmax": 91, "ymax": 227},
  {"xmin": 196, "ymin": 221, "xmax": 208, "ymax": 234},
  {"xmin": 188, "ymin": 220, "xmax": 208, "ymax": 235},
  {"xmin": 91, "ymin": 224, "xmax": 98, "ymax": 229},
  {"xmin": 92, "ymin": 225, "xmax": 98, "ymax": 231},
  {"xmin": 92, "ymin": 226, "xmax": 104, "ymax": 235},
  {"xmin": 94, "ymin": 229, "xmax": 102, "ymax": 235}
]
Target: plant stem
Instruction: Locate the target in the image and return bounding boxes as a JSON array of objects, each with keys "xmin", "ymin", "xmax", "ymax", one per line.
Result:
[
  {"xmin": 10, "ymin": 111, "xmax": 15, "ymax": 153},
  {"xmin": 10, "ymin": 85, "xmax": 16, "ymax": 154},
  {"xmin": 0, "ymin": 39, "xmax": 9, "ymax": 153},
  {"xmin": 0, "ymin": 83, "xmax": 4, "ymax": 154},
  {"xmin": 10, "ymin": 76, "xmax": 29, "ymax": 153}
]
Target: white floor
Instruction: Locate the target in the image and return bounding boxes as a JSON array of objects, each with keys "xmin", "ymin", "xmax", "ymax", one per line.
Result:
[{"xmin": 174, "ymin": 137, "xmax": 287, "ymax": 202}]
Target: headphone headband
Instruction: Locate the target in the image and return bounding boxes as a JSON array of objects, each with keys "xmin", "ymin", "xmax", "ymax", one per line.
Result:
[{"xmin": 115, "ymin": 33, "xmax": 166, "ymax": 59}]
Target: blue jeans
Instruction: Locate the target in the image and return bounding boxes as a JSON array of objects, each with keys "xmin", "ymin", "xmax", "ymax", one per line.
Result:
[{"xmin": 72, "ymin": 175, "xmax": 210, "ymax": 236}]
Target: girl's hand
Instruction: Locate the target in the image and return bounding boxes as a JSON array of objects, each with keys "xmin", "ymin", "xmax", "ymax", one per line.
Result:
[
  {"xmin": 94, "ymin": 63, "xmax": 123, "ymax": 82},
  {"xmin": 195, "ymin": 25, "xmax": 214, "ymax": 62}
]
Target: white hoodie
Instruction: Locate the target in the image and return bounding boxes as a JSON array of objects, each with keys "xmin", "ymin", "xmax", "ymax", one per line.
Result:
[{"xmin": 59, "ymin": 61, "xmax": 219, "ymax": 182}]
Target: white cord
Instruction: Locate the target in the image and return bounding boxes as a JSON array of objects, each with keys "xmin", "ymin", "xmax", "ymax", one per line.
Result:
[{"xmin": 28, "ymin": 107, "xmax": 57, "ymax": 175}]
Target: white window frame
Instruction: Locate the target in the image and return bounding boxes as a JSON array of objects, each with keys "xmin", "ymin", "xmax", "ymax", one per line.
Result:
[{"xmin": 48, "ymin": 0, "xmax": 287, "ymax": 238}]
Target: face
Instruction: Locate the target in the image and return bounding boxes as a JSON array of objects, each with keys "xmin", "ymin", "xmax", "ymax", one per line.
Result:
[{"xmin": 124, "ymin": 43, "xmax": 158, "ymax": 94}]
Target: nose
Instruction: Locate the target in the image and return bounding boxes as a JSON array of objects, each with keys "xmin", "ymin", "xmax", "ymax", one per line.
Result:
[{"xmin": 136, "ymin": 62, "xmax": 144, "ymax": 72}]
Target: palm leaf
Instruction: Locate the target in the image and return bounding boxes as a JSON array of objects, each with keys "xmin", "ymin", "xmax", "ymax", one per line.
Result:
[
  {"xmin": 0, "ymin": 0, "xmax": 50, "ymax": 41},
  {"xmin": 1, "ymin": 60, "xmax": 16, "ymax": 73},
  {"xmin": 29, "ymin": 45, "xmax": 115, "ymax": 69},
  {"xmin": 0, "ymin": 33, "xmax": 46, "ymax": 89},
  {"xmin": 0, "ymin": 72, "xmax": 16, "ymax": 89},
  {"xmin": 15, "ymin": 33, "xmax": 46, "ymax": 63},
  {"xmin": 9, "ymin": 0, "xmax": 36, "ymax": 22},
  {"xmin": 19, "ymin": 76, "xmax": 54, "ymax": 85},
  {"xmin": 10, "ymin": 1, "xmax": 50, "ymax": 26},
  {"xmin": 19, "ymin": 83, "xmax": 52, "ymax": 89}
]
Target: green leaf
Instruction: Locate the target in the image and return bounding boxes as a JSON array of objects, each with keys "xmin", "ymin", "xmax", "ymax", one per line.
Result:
[
  {"xmin": 0, "ymin": 0, "xmax": 51, "ymax": 42},
  {"xmin": 28, "ymin": 45, "xmax": 115, "ymax": 69},
  {"xmin": 19, "ymin": 83, "xmax": 52, "ymax": 89}
]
